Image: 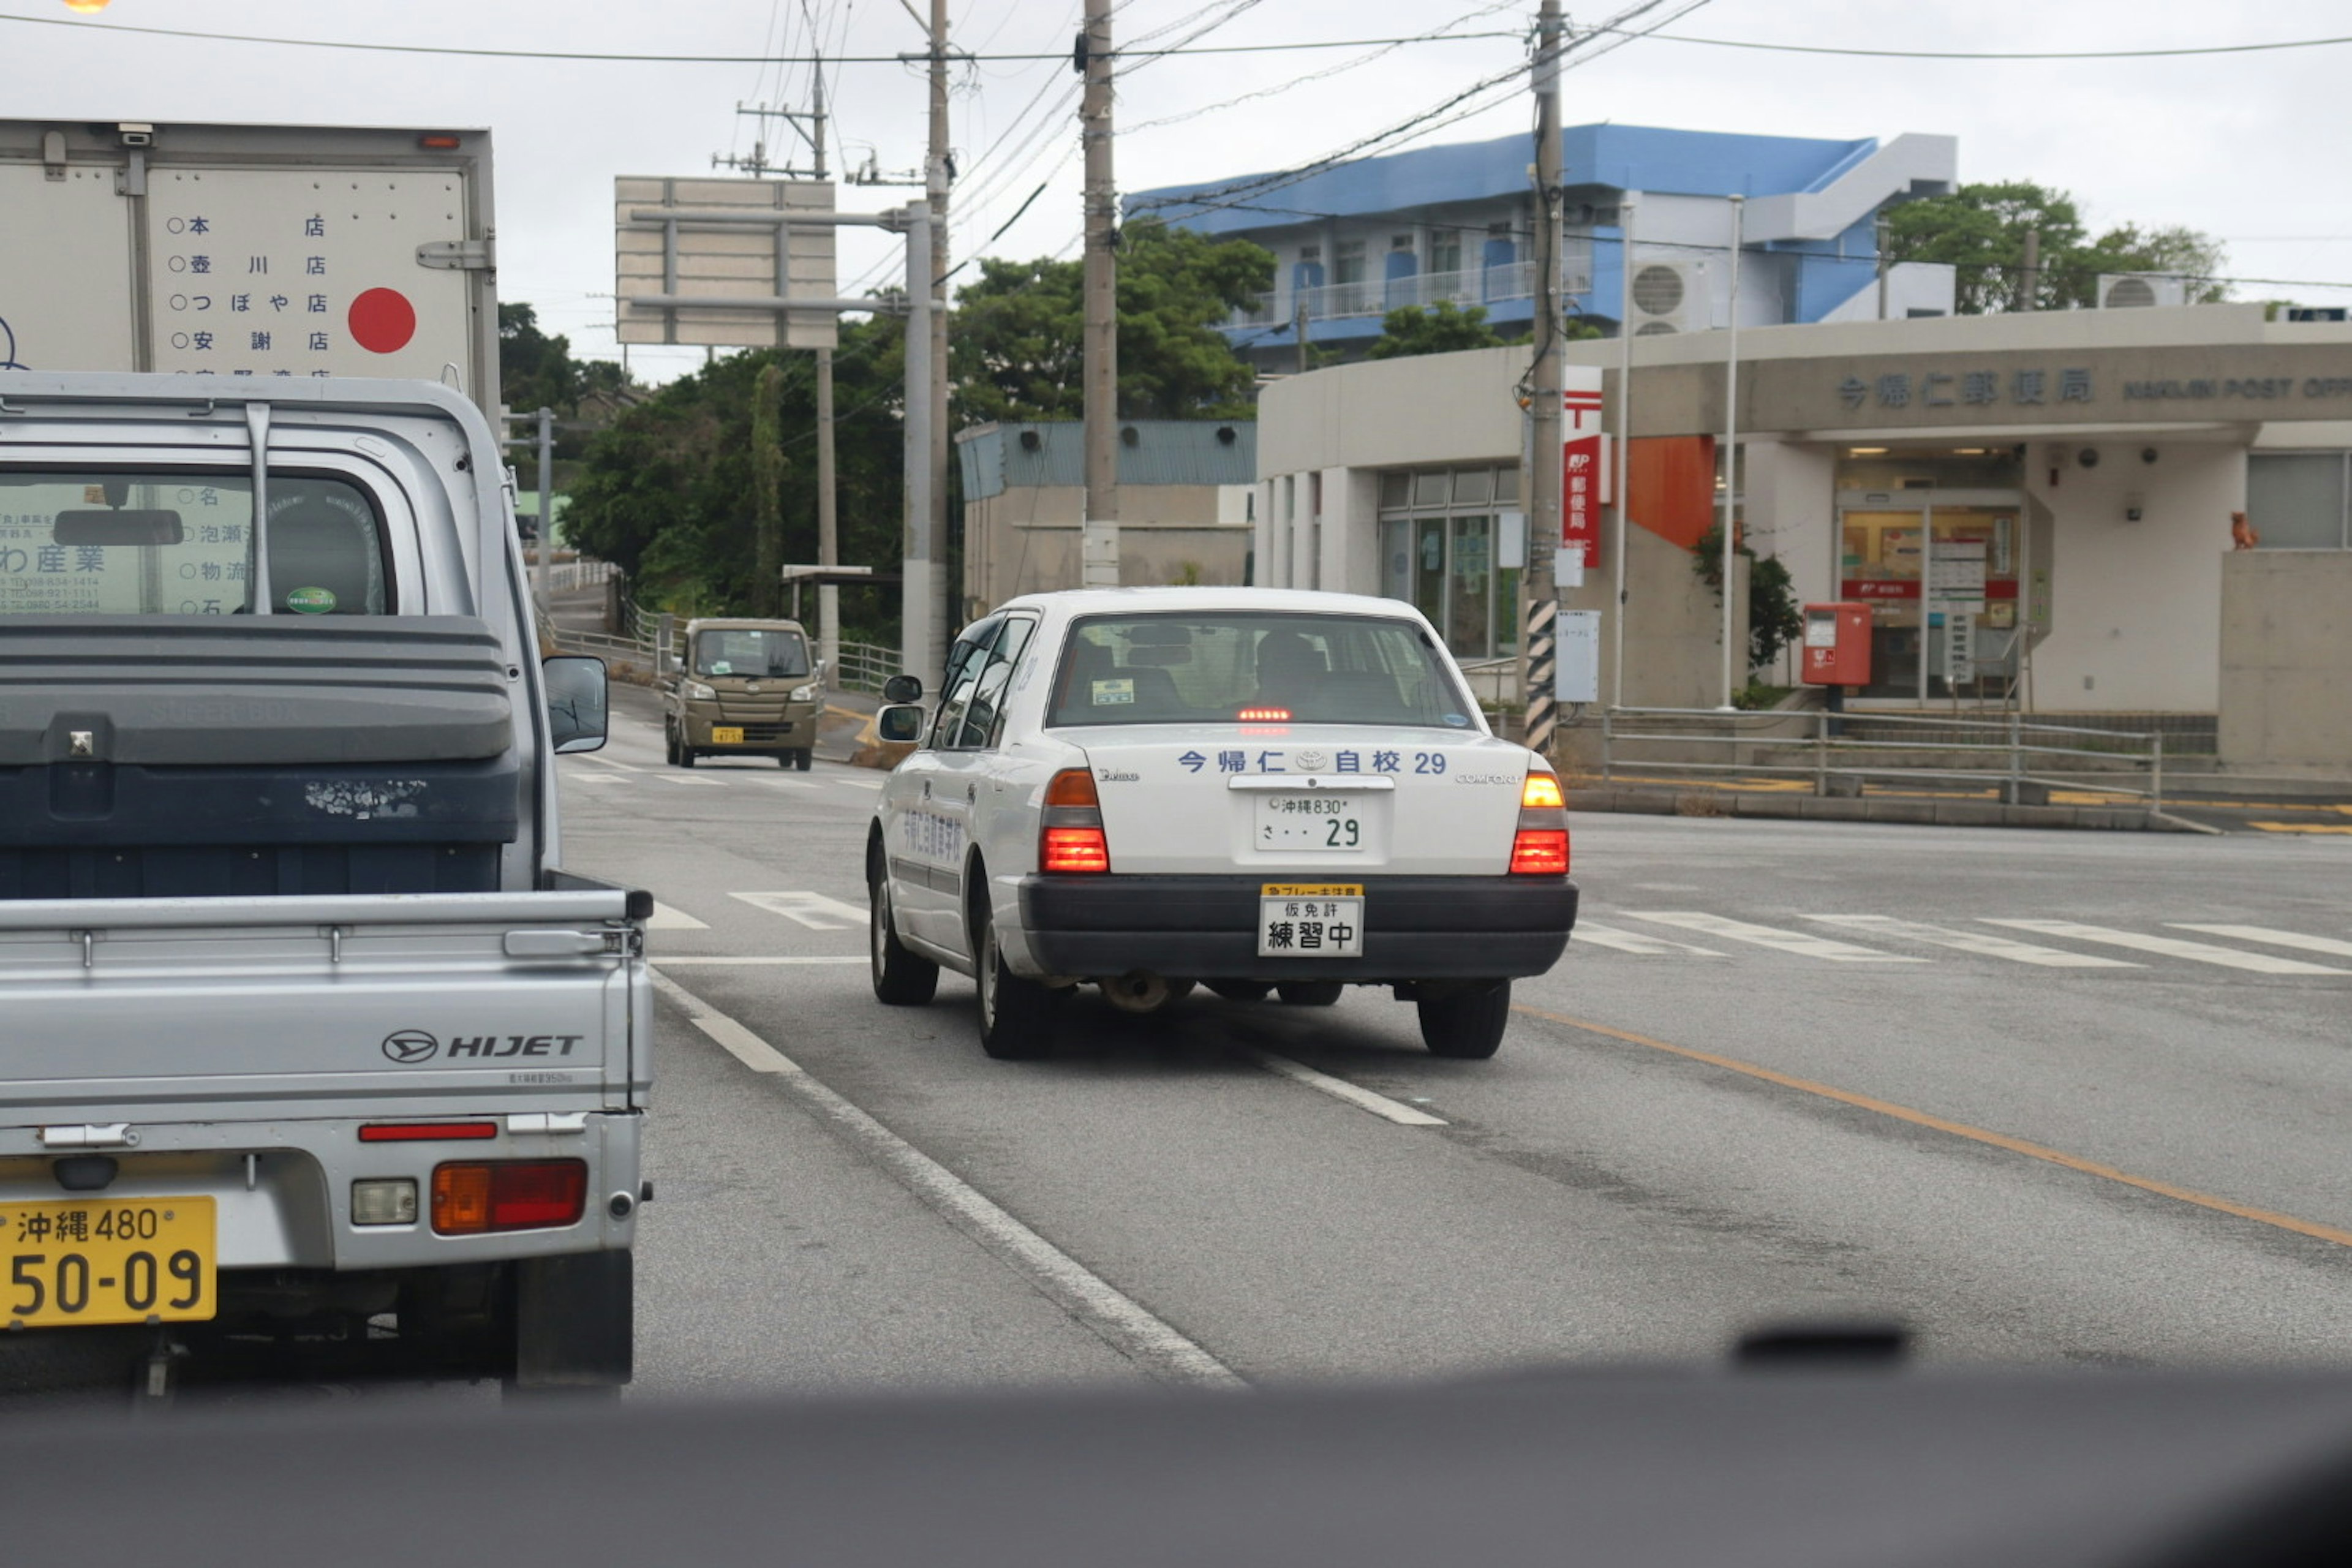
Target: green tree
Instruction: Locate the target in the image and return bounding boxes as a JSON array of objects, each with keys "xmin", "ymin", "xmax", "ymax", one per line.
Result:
[
  {"xmin": 1886, "ymin": 181, "xmax": 2227, "ymax": 313},
  {"xmin": 1692, "ymin": 522, "xmax": 1803, "ymax": 673},
  {"xmin": 1367, "ymin": 301, "xmax": 1505, "ymax": 359},
  {"xmin": 950, "ymin": 219, "xmax": 1272, "ymax": 422}
]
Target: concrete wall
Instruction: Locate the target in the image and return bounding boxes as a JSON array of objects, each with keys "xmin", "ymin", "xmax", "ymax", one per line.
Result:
[
  {"xmin": 2219, "ymin": 551, "xmax": 2352, "ymax": 768},
  {"xmin": 1743, "ymin": 439, "xmax": 1838, "ymax": 609},
  {"xmin": 963, "ymin": 483, "xmax": 1249, "ymax": 615},
  {"xmin": 2026, "ymin": 439, "xmax": 2242, "ymax": 712}
]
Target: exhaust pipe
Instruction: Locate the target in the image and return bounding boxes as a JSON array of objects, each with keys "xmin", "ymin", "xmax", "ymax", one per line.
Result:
[{"xmin": 1098, "ymin": 972, "xmax": 1196, "ymax": 1014}]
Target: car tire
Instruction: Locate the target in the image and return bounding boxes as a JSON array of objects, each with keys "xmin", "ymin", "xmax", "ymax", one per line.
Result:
[
  {"xmin": 677, "ymin": 742, "xmax": 696, "ymax": 769},
  {"xmin": 663, "ymin": 724, "xmax": 680, "ymax": 766},
  {"xmin": 975, "ymin": 902, "xmax": 1061, "ymax": 1060},
  {"xmin": 1207, "ymin": 980, "xmax": 1274, "ymax": 1003},
  {"xmin": 796, "ymin": 748, "xmax": 815, "ymax": 771},
  {"xmin": 870, "ymin": 873, "xmax": 939, "ymax": 1006},
  {"xmin": 1417, "ymin": 979, "xmax": 1512, "ymax": 1060},
  {"xmin": 1276, "ymin": 981, "xmax": 1344, "ymax": 1007}
]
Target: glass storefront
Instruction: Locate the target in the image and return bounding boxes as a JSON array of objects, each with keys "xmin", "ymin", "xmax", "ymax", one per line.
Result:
[
  {"xmin": 1377, "ymin": 464, "xmax": 1521, "ymax": 660},
  {"xmin": 1834, "ymin": 448, "xmax": 2026, "ymax": 703}
]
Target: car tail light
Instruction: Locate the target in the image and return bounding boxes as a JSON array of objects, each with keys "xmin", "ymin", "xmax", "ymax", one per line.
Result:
[
  {"xmin": 431, "ymin": 1159, "xmax": 588, "ymax": 1235},
  {"xmin": 359, "ymin": 1121, "xmax": 498, "ymax": 1143},
  {"xmin": 1510, "ymin": 766, "xmax": 1570, "ymax": 875},
  {"xmin": 1041, "ymin": 767, "xmax": 1110, "ymax": 873},
  {"xmin": 1510, "ymin": 829, "xmax": 1570, "ymax": 875}
]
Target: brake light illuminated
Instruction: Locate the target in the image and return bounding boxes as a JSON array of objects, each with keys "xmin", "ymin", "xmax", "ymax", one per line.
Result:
[
  {"xmin": 1236, "ymin": 706, "xmax": 1291, "ymax": 722},
  {"xmin": 359, "ymin": 1121, "xmax": 498, "ymax": 1143},
  {"xmin": 1521, "ymin": 772, "xmax": 1564, "ymax": 809},
  {"xmin": 431, "ymin": 1159, "xmax": 587, "ymax": 1235},
  {"xmin": 1041, "ymin": 767, "xmax": 1110, "ymax": 873},
  {"xmin": 1510, "ymin": 829, "xmax": 1570, "ymax": 876},
  {"xmin": 1042, "ymin": 826, "xmax": 1110, "ymax": 873}
]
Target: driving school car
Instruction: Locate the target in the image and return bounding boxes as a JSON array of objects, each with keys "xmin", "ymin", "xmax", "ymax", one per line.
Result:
[{"xmin": 865, "ymin": 589, "xmax": 1577, "ymax": 1060}]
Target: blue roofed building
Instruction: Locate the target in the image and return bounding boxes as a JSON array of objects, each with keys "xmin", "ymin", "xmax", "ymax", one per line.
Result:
[{"xmin": 1126, "ymin": 123, "xmax": 1960, "ymax": 371}]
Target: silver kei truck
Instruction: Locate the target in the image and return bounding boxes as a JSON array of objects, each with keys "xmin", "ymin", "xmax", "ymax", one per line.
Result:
[{"xmin": 0, "ymin": 372, "xmax": 648, "ymax": 1394}]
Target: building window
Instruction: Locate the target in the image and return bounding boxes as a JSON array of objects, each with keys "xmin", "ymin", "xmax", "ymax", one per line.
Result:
[
  {"xmin": 2247, "ymin": 453, "xmax": 2351, "ymax": 549},
  {"xmin": 1431, "ymin": 232, "xmax": 1462, "ymax": 277},
  {"xmin": 1378, "ymin": 464, "xmax": 1521, "ymax": 660}
]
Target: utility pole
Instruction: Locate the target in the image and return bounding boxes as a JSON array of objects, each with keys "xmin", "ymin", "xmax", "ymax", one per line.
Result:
[
  {"xmin": 1610, "ymin": 194, "xmax": 1636, "ymax": 710},
  {"xmin": 810, "ymin": 56, "xmax": 842, "ymax": 678},
  {"xmin": 1079, "ymin": 0, "xmax": 1120, "ymax": 586},
  {"xmin": 1522, "ymin": 0, "xmax": 1566, "ymax": 760},
  {"xmin": 926, "ymin": 0, "xmax": 954, "ymax": 638},
  {"xmin": 902, "ymin": 201, "xmax": 937, "ymax": 685},
  {"xmin": 1875, "ymin": 215, "xmax": 1891, "ymax": 320},
  {"xmin": 1719, "ymin": 195, "xmax": 1743, "ymax": 710},
  {"xmin": 2019, "ymin": 227, "xmax": 2041, "ymax": 312},
  {"xmin": 534, "ymin": 405, "xmax": 553, "ymax": 620}
]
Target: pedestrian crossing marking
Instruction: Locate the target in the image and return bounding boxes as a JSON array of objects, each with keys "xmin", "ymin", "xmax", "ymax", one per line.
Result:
[
  {"xmin": 1624, "ymin": 912, "xmax": 1926, "ymax": 962},
  {"xmin": 1984, "ymin": 920, "xmax": 2348, "ymax": 976},
  {"xmin": 1573, "ymin": 921, "xmax": 1725, "ymax": 957},
  {"xmin": 729, "ymin": 890, "xmax": 869, "ymax": 931},
  {"xmin": 2169, "ymin": 924, "xmax": 2352, "ymax": 960},
  {"xmin": 1808, "ymin": 915, "xmax": 2139, "ymax": 968},
  {"xmin": 646, "ymin": 901, "xmax": 709, "ymax": 931}
]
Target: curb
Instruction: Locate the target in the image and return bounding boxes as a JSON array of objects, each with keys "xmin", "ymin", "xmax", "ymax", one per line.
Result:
[{"xmin": 1563, "ymin": 787, "xmax": 2195, "ymax": 833}]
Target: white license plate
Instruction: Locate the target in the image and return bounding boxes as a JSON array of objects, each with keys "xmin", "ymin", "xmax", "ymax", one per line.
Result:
[
  {"xmin": 1254, "ymin": 794, "xmax": 1366, "ymax": 852},
  {"xmin": 1257, "ymin": 884, "xmax": 1365, "ymax": 958}
]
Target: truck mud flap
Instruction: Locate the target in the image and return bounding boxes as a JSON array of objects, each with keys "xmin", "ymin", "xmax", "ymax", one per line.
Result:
[{"xmin": 513, "ymin": 1250, "xmax": 632, "ymax": 1387}]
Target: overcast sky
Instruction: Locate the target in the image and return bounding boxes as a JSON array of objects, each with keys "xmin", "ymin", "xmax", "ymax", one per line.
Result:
[{"xmin": 12, "ymin": 0, "xmax": 2350, "ymax": 382}]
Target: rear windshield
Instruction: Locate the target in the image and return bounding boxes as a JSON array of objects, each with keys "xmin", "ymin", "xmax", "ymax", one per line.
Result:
[
  {"xmin": 693, "ymin": 628, "xmax": 809, "ymax": 678},
  {"xmin": 0, "ymin": 469, "xmax": 388, "ymax": 616},
  {"xmin": 1046, "ymin": 611, "xmax": 1476, "ymax": 729}
]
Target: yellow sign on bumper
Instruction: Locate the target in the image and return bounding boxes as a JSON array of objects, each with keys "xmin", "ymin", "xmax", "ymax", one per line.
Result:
[{"xmin": 2, "ymin": 1196, "xmax": 216, "ymax": 1328}]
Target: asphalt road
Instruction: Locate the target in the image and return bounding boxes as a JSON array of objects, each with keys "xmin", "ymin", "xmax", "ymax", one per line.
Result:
[{"xmin": 567, "ymin": 690, "xmax": 2352, "ymax": 1396}]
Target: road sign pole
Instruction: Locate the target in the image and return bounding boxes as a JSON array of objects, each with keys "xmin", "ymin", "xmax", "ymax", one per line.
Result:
[{"xmin": 1523, "ymin": 0, "xmax": 1566, "ymax": 759}]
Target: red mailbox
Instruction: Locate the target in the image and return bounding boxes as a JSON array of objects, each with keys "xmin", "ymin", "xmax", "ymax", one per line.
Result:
[{"xmin": 1801, "ymin": 601, "xmax": 1872, "ymax": 687}]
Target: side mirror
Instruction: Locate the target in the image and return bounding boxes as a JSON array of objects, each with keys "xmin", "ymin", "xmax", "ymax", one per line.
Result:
[
  {"xmin": 876, "ymin": 704, "xmax": 926, "ymax": 744},
  {"xmin": 882, "ymin": 674, "xmax": 924, "ymax": 704},
  {"xmin": 543, "ymin": 655, "xmax": 609, "ymax": 755}
]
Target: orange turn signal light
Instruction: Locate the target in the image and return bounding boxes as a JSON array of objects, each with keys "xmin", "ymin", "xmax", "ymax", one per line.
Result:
[
  {"xmin": 431, "ymin": 1159, "xmax": 588, "ymax": 1235},
  {"xmin": 1044, "ymin": 767, "xmax": 1100, "ymax": 807},
  {"xmin": 1521, "ymin": 771, "xmax": 1565, "ymax": 809}
]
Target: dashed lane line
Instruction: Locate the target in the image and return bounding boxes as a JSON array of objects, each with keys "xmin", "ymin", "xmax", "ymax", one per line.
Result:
[
  {"xmin": 647, "ymin": 969, "xmax": 1245, "ymax": 1390},
  {"xmin": 1513, "ymin": 1002, "xmax": 2352, "ymax": 1253},
  {"xmin": 1240, "ymin": 1049, "xmax": 1448, "ymax": 1126},
  {"xmin": 729, "ymin": 891, "xmax": 869, "ymax": 930},
  {"xmin": 645, "ymin": 902, "xmax": 709, "ymax": 931},
  {"xmin": 2169, "ymin": 924, "xmax": 2352, "ymax": 961}
]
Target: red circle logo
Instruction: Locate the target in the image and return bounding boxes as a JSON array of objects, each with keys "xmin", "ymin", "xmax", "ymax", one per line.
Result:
[{"xmin": 348, "ymin": 288, "xmax": 418, "ymax": 355}]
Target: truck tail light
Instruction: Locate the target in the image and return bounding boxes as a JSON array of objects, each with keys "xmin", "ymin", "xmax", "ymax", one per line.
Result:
[
  {"xmin": 1041, "ymin": 768, "xmax": 1110, "ymax": 873},
  {"xmin": 360, "ymin": 1120, "xmax": 498, "ymax": 1143},
  {"xmin": 431, "ymin": 1159, "xmax": 588, "ymax": 1235},
  {"xmin": 1510, "ymin": 767, "xmax": 1570, "ymax": 874}
]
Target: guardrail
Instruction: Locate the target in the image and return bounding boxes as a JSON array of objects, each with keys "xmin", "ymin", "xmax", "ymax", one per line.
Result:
[
  {"xmin": 1597, "ymin": 706, "xmax": 2166, "ymax": 813},
  {"xmin": 831, "ymin": 639, "xmax": 899, "ymax": 695}
]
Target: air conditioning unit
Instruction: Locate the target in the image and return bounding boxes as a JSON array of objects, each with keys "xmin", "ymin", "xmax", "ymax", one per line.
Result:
[
  {"xmin": 2098, "ymin": 273, "xmax": 2190, "ymax": 309},
  {"xmin": 1627, "ymin": 259, "xmax": 1702, "ymax": 335}
]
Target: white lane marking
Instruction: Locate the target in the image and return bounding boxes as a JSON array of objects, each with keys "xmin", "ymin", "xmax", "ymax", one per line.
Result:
[
  {"xmin": 2169, "ymin": 924, "xmax": 2352, "ymax": 960},
  {"xmin": 660, "ymin": 773, "xmax": 725, "ymax": 788},
  {"xmin": 569, "ymin": 752, "xmax": 643, "ymax": 774},
  {"xmin": 1241, "ymin": 1048, "xmax": 1448, "ymax": 1126},
  {"xmin": 648, "ymin": 970, "xmax": 1243, "ymax": 1390},
  {"xmin": 1984, "ymin": 920, "xmax": 2349, "ymax": 976},
  {"xmin": 831, "ymin": 775, "xmax": 886, "ymax": 791},
  {"xmin": 646, "ymin": 901, "xmax": 710, "ymax": 931},
  {"xmin": 1624, "ymin": 911, "xmax": 1925, "ymax": 962},
  {"xmin": 652, "ymin": 956, "xmax": 867, "ymax": 966},
  {"xmin": 1571, "ymin": 921, "xmax": 1725, "ymax": 957},
  {"xmin": 559, "ymin": 770, "xmax": 625, "ymax": 785},
  {"xmin": 729, "ymin": 890, "xmax": 869, "ymax": 930},
  {"xmin": 744, "ymin": 775, "xmax": 820, "ymax": 792},
  {"xmin": 1809, "ymin": 914, "xmax": 2140, "ymax": 969}
]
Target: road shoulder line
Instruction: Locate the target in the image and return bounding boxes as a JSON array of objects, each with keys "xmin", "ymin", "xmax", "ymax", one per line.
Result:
[{"xmin": 647, "ymin": 969, "xmax": 1246, "ymax": 1390}]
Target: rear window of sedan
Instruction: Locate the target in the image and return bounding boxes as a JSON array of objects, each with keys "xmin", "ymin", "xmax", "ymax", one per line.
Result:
[{"xmin": 1044, "ymin": 612, "xmax": 1477, "ymax": 729}]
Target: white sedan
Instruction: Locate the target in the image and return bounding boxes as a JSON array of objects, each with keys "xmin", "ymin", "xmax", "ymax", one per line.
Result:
[{"xmin": 865, "ymin": 588, "xmax": 1578, "ymax": 1060}]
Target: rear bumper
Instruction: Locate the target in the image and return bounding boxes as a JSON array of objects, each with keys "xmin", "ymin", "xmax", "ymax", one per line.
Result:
[{"xmin": 1017, "ymin": 874, "xmax": 1577, "ymax": 982}]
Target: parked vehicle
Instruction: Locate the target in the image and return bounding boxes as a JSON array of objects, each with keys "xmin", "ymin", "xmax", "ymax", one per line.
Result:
[
  {"xmin": 662, "ymin": 617, "xmax": 824, "ymax": 771},
  {"xmin": 865, "ymin": 589, "xmax": 1578, "ymax": 1060},
  {"xmin": 0, "ymin": 121, "xmax": 644, "ymax": 1395}
]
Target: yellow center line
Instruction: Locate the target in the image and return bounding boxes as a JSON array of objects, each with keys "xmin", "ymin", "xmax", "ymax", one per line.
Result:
[
  {"xmin": 1512, "ymin": 1003, "xmax": 2352, "ymax": 1251},
  {"xmin": 2250, "ymin": 822, "xmax": 2352, "ymax": 835}
]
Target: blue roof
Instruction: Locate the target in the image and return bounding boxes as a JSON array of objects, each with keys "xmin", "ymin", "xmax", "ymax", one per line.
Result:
[{"xmin": 1128, "ymin": 123, "xmax": 1877, "ymax": 235}]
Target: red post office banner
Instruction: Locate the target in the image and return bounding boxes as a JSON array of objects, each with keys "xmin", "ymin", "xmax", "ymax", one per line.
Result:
[{"xmin": 1562, "ymin": 432, "xmax": 1609, "ymax": 567}]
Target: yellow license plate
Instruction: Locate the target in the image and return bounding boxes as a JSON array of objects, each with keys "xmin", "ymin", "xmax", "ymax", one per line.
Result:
[
  {"xmin": 1261, "ymin": 883, "xmax": 1364, "ymax": 898},
  {"xmin": 3, "ymin": 1196, "xmax": 216, "ymax": 1329},
  {"xmin": 710, "ymin": 726, "xmax": 745, "ymax": 745}
]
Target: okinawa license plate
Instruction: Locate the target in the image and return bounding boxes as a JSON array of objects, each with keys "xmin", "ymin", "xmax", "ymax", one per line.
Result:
[
  {"xmin": 1258, "ymin": 883, "xmax": 1365, "ymax": 958},
  {"xmin": 1254, "ymin": 794, "xmax": 1365, "ymax": 852},
  {"xmin": 2, "ymin": 1196, "xmax": 216, "ymax": 1329},
  {"xmin": 710, "ymin": 726, "xmax": 745, "ymax": 745}
]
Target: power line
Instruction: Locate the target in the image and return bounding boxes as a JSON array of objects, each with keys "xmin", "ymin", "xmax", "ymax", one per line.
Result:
[
  {"xmin": 0, "ymin": 10, "xmax": 1520, "ymax": 64},
  {"xmin": 1623, "ymin": 27, "xmax": 2352, "ymax": 62}
]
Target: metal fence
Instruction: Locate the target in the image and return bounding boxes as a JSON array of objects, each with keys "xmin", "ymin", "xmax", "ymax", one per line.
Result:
[
  {"xmin": 1596, "ymin": 706, "xmax": 2168, "ymax": 812},
  {"xmin": 830, "ymin": 639, "xmax": 900, "ymax": 695}
]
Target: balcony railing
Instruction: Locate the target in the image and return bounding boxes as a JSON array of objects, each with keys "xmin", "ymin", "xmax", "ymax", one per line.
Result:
[{"xmin": 1229, "ymin": 249, "xmax": 1594, "ymax": 331}]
